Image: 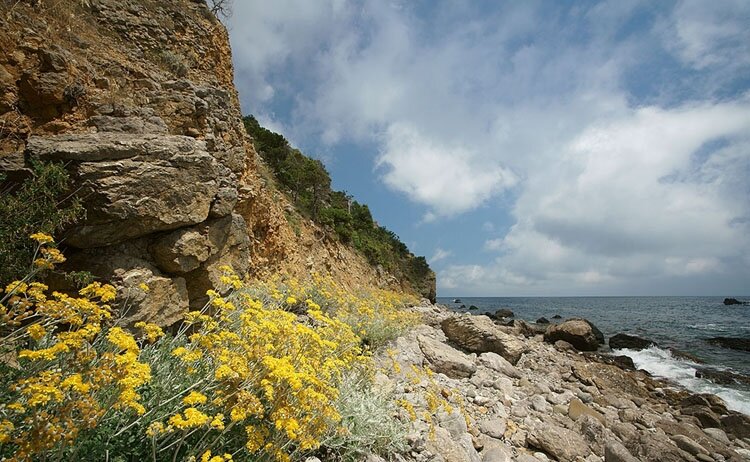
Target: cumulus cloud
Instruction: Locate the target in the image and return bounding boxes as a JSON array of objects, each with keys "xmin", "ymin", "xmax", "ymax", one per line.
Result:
[
  {"xmin": 377, "ymin": 123, "xmax": 516, "ymax": 217},
  {"xmin": 228, "ymin": 1, "xmax": 750, "ymax": 294},
  {"xmin": 446, "ymin": 100, "xmax": 750, "ymax": 295}
]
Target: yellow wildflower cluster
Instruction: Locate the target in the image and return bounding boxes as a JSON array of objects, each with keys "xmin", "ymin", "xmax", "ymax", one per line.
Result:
[
  {"xmin": 1, "ymin": 235, "xmax": 423, "ymax": 461},
  {"xmin": 147, "ymin": 268, "xmax": 364, "ymax": 461},
  {"xmin": 253, "ymin": 272, "xmax": 421, "ymax": 350},
  {"xmin": 0, "ymin": 234, "xmax": 150, "ymax": 461}
]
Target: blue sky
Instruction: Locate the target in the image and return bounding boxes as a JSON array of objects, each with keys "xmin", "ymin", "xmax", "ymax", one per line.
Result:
[{"xmin": 227, "ymin": 1, "xmax": 750, "ymax": 296}]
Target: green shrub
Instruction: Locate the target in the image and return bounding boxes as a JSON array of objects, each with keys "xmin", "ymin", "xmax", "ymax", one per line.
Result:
[
  {"xmin": 0, "ymin": 161, "xmax": 83, "ymax": 285},
  {"xmin": 243, "ymin": 115, "xmax": 433, "ymax": 293}
]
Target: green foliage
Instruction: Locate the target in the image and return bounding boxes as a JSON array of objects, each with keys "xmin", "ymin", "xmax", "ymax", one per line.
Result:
[
  {"xmin": 243, "ymin": 115, "xmax": 433, "ymax": 292},
  {"xmin": 0, "ymin": 161, "xmax": 83, "ymax": 285}
]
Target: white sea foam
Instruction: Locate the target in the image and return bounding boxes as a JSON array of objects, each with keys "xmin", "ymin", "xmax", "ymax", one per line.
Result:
[{"xmin": 614, "ymin": 346, "xmax": 750, "ymax": 415}]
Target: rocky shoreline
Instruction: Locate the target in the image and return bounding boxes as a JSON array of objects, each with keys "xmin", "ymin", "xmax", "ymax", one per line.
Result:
[{"xmin": 374, "ymin": 302, "xmax": 750, "ymax": 462}]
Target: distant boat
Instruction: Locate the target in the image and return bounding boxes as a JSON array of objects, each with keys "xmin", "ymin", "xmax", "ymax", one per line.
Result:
[{"xmin": 453, "ymin": 299, "xmax": 462, "ymax": 303}]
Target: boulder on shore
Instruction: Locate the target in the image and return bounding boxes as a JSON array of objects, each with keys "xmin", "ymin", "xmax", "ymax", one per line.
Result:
[
  {"xmin": 492, "ymin": 308, "xmax": 514, "ymax": 319},
  {"xmin": 544, "ymin": 318, "xmax": 603, "ymax": 351},
  {"xmin": 441, "ymin": 315, "xmax": 528, "ymax": 364},
  {"xmin": 609, "ymin": 333, "xmax": 656, "ymax": 351},
  {"xmin": 552, "ymin": 314, "xmax": 562, "ymax": 319},
  {"xmin": 706, "ymin": 337, "xmax": 750, "ymax": 352},
  {"xmin": 417, "ymin": 335, "xmax": 476, "ymax": 379},
  {"xmin": 536, "ymin": 316, "xmax": 549, "ymax": 324}
]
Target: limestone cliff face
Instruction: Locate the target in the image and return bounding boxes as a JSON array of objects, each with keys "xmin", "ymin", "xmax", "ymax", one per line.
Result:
[{"xmin": 0, "ymin": 0, "xmax": 435, "ymax": 324}]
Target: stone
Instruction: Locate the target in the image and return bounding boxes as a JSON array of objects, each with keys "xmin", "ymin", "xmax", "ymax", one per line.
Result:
[
  {"xmin": 543, "ymin": 318, "xmax": 602, "ymax": 351},
  {"xmin": 634, "ymin": 431, "xmax": 694, "ymax": 462},
  {"xmin": 703, "ymin": 428, "xmax": 730, "ymax": 445},
  {"xmin": 439, "ymin": 410, "xmax": 469, "ymax": 439},
  {"xmin": 536, "ymin": 317, "xmax": 549, "ymax": 324},
  {"xmin": 481, "ymin": 447, "xmax": 511, "ymax": 462},
  {"xmin": 426, "ymin": 426, "xmax": 482, "ymax": 462},
  {"xmin": 723, "ymin": 298, "xmax": 747, "ymax": 305},
  {"xmin": 604, "ymin": 440, "xmax": 639, "ymax": 462},
  {"xmin": 609, "ymin": 333, "xmax": 656, "ymax": 350},
  {"xmin": 682, "ymin": 405, "xmax": 722, "ymax": 428},
  {"xmin": 526, "ymin": 422, "xmax": 591, "ymax": 462},
  {"xmin": 477, "ymin": 352, "xmax": 522, "ymax": 379},
  {"xmin": 671, "ymin": 435, "xmax": 709, "ymax": 456},
  {"xmin": 706, "ymin": 337, "xmax": 750, "ymax": 352},
  {"xmin": 478, "ymin": 418, "xmax": 507, "ymax": 440},
  {"xmin": 513, "ymin": 320, "xmax": 539, "ymax": 338},
  {"xmin": 151, "ymin": 228, "xmax": 211, "ymax": 273},
  {"xmin": 441, "ymin": 315, "xmax": 528, "ymax": 364},
  {"xmin": 554, "ymin": 340, "xmax": 576, "ymax": 351},
  {"xmin": 612, "ymin": 355, "xmax": 636, "ymax": 370},
  {"xmin": 418, "ymin": 335, "xmax": 477, "ymax": 378},
  {"xmin": 515, "ymin": 455, "xmax": 541, "ymax": 462},
  {"xmin": 113, "ymin": 267, "xmax": 188, "ymax": 327},
  {"xmin": 680, "ymin": 395, "xmax": 727, "ymax": 414},
  {"xmin": 26, "ymin": 133, "xmax": 221, "ymax": 248},
  {"xmin": 578, "ymin": 415, "xmax": 606, "ymax": 456},
  {"xmin": 530, "ymin": 395, "xmax": 551, "ymax": 413},
  {"xmin": 493, "ymin": 309, "xmax": 514, "ymax": 319},
  {"xmin": 568, "ymin": 398, "xmax": 605, "ymax": 423},
  {"xmin": 721, "ymin": 414, "xmax": 750, "ymax": 439}
]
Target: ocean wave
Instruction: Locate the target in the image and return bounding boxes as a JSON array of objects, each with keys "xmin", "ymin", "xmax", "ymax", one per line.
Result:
[{"xmin": 613, "ymin": 346, "xmax": 750, "ymax": 415}]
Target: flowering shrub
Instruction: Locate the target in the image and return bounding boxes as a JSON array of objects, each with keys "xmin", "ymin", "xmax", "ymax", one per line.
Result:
[
  {"xmin": 250, "ymin": 273, "xmax": 420, "ymax": 351},
  {"xmin": 0, "ymin": 234, "xmax": 419, "ymax": 461},
  {"xmin": 0, "ymin": 234, "xmax": 151, "ymax": 461}
]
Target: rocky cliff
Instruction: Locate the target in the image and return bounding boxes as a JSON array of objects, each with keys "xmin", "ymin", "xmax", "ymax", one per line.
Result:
[{"xmin": 0, "ymin": 0, "xmax": 434, "ymax": 325}]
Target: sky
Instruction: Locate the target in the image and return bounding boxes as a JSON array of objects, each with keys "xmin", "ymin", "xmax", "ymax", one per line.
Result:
[{"xmin": 227, "ymin": 0, "xmax": 750, "ymax": 297}]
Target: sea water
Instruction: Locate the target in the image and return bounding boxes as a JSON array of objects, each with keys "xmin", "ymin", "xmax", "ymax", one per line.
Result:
[{"xmin": 437, "ymin": 296, "xmax": 750, "ymax": 414}]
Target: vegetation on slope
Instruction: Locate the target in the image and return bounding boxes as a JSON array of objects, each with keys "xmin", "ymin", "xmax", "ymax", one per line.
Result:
[
  {"xmin": 0, "ymin": 235, "xmax": 419, "ymax": 461},
  {"xmin": 243, "ymin": 116, "xmax": 432, "ymax": 296},
  {"xmin": 0, "ymin": 162, "xmax": 83, "ymax": 285}
]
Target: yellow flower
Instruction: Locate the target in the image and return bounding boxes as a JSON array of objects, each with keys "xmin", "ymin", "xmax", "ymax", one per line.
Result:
[
  {"xmin": 40, "ymin": 247, "xmax": 66, "ymax": 264},
  {"xmin": 0, "ymin": 419, "xmax": 14, "ymax": 444},
  {"xmin": 146, "ymin": 421, "xmax": 165, "ymax": 437},
  {"xmin": 285, "ymin": 296, "xmax": 297, "ymax": 305},
  {"xmin": 182, "ymin": 391, "xmax": 208, "ymax": 406},
  {"xmin": 210, "ymin": 413, "xmax": 225, "ymax": 430},
  {"xmin": 27, "ymin": 324, "xmax": 46, "ymax": 341},
  {"xmin": 134, "ymin": 321, "xmax": 164, "ymax": 342},
  {"xmin": 169, "ymin": 407, "xmax": 210, "ymax": 430},
  {"xmin": 7, "ymin": 402, "xmax": 25, "ymax": 413},
  {"xmin": 61, "ymin": 373, "xmax": 91, "ymax": 394},
  {"xmin": 30, "ymin": 232, "xmax": 54, "ymax": 244},
  {"xmin": 138, "ymin": 282, "xmax": 150, "ymax": 293},
  {"xmin": 107, "ymin": 327, "xmax": 138, "ymax": 352}
]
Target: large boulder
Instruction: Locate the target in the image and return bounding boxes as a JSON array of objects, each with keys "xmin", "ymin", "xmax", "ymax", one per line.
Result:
[
  {"xmin": 544, "ymin": 318, "xmax": 603, "ymax": 351},
  {"xmin": 26, "ymin": 133, "xmax": 223, "ymax": 248},
  {"xmin": 492, "ymin": 308, "xmax": 514, "ymax": 319},
  {"xmin": 418, "ymin": 335, "xmax": 476, "ymax": 379},
  {"xmin": 706, "ymin": 337, "xmax": 750, "ymax": 352},
  {"xmin": 723, "ymin": 298, "xmax": 747, "ymax": 305},
  {"xmin": 441, "ymin": 315, "xmax": 528, "ymax": 365},
  {"xmin": 526, "ymin": 422, "xmax": 591, "ymax": 462},
  {"xmin": 609, "ymin": 333, "xmax": 656, "ymax": 350}
]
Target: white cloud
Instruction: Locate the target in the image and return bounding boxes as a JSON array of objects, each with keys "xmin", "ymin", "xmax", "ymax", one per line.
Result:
[
  {"xmin": 430, "ymin": 248, "xmax": 452, "ymax": 264},
  {"xmin": 228, "ymin": 1, "xmax": 750, "ymax": 295},
  {"xmin": 377, "ymin": 123, "xmax": 516, "ymax": 217},
  {"xmin": 663, "ymin": 0, "xmax": 750, "ymax": 70},
  {"xmin": 446, "ymin": 100, "xmax": 750, "ymax": 295}
]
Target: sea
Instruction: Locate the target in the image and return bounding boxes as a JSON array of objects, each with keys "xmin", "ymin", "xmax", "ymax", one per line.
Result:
[{"xmin": 436, "ymin": 296, "xmax": 750, "ymax": 415}]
